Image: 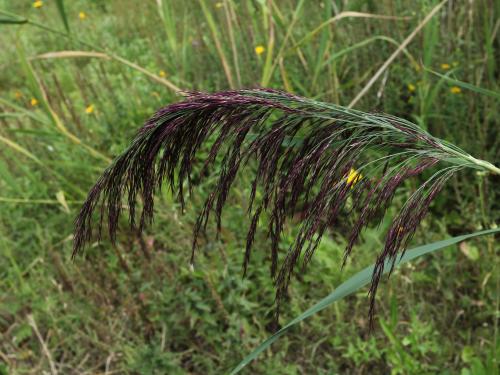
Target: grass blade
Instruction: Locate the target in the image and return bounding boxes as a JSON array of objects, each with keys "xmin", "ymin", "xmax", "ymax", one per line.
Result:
[
  {"xmin": 0, "ymin": 17, "xmax": 27, "ymax": 24},
  {"xmin": 54, "ymin": 0, "xmax": 70, "ymax": 34},
  {"xmin": 2, "ymin": 8, "xmax": 182, "ymax": 93},
  {"xmin": 261, "ymin": 0, "xmax": 304, "ymax": 87},
  {"xmin": 0, "ymin": 96, "xmax": 52, "ymax": 125},
  {"xmin": 156, "ymin": 0, "xmax": 178, "ymax": 57},
  {"xmin": 321, "ymin": 35, "xmax": 418, "ymax": 70},
  {"xmin": 199, "ymin": 0, "xmax": 235, "ymax": 88},
  {"xmin": 16, "ymin": 42, "xmax": 111, "ymax": 163},
  {"xmin": 222, "ymin": 0, "xmax": 241, "ymax": 87},
  {"xmin": 32, "ymin": 50, "xmax": 181, "ymax": 92},
  {"xmin": 292, "ymin": 11, "xmax": 411, "ymax": 49},
  {"xmin": 425, "ymin": 68, "xmax": 500, "ymax": 100},
  {"xmin": 0, "ymin": 135, "xmax": 43, "ymax": 165},
  {"xmin": 35, "ymin": 51, "xmax": 110, "ymax": 60},
  {"xmin": 348, "ymin": 0, "xmax": 448, "ymax": 108},
  {"xmin": 229, "ymin": 227, "xmax": 500, "ymax": 374}
]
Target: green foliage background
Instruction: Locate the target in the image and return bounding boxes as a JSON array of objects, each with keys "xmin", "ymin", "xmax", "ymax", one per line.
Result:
[{"xmin": 0, "ymin": 0, "xmax": 498, "ymax": 374}]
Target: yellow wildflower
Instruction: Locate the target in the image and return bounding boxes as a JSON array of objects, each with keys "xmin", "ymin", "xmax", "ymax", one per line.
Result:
[
  {"xmin": 33, "ymin": 0, "xmax": 43, "ymax": 8},
  {"xmin": 346, "ymin": 168, "xmax": 362, "ymax": 185},
  {"xmin": 159, "ymin": 70, "xmax": 167, "ymax": 78},
  {"xmin": 441, "ymin": 63, "xmax": 450, "ymax": 70},
  {"xmin": 255, "ymin": 45, "xmax": 265, "ymax": 56},
  {"xmin": 407, "ymin": 83, "xmax": 416, "ymax": 92},
  {"xmin": 14, "ymin": 91, "xmax": 22, "ymax": 99},
  {"xmin": 85, "ymin": 104, "xmax": 94, "ymax": 114},
  {"xmin": 30, "ymin": 98, "xmax": 38, "ymax": 106},
  {"xmin": 450, "ymin": 86, "xmax": 461, "ymax": 94},
  {"xmin": 79, "ymin": 12, "xmax": 87, "ymax": 20},
  {"xmin": 215, "ymin": 2, "xmax": 223, "ymax": 8}
]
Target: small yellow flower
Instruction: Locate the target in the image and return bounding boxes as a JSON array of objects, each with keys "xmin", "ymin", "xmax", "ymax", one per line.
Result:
[
  {"xmin": 33, "ymin": 0, "xmax": 43, "ymax": 8},
  {"xmin": 346, "ymin": 168, "xmax": 362, "ymax": 185},
  {"xmin": 14, "ymin": 91, "xmax": 23, "ymax": 99},
  {"xmin": 450, "ymin": 86, "xmax": 461, "ymax": 94},
  {"xmin": 85, "ymin": 104, "xmax": 94, "ymax": 114},
  {"xmin": 255, "ymin": 45, "xmax": 265, "ymax": 56},
  {"xmin": 159, "ymin": 70, "xmax": 167, "ymax": 78},
  {"xmin": 407, "ymin": 83, "xmax": 416, "ymax": 92},
  {"xmin": 215, "ymin": 2, "xmax": 223, "ymax": 8},
  {"xmin": 441, "ymin": 63, "xmax": 450, "ymax": 70},
  {"xmin": 30, "ymin": 98, "xmax": 38, "ymax": 106},
  {"xmin": 79, "ymin": 12, "xmax": 87, "ymax": 20}
]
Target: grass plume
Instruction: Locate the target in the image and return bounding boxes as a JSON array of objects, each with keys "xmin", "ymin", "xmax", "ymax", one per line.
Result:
[{"xmin": 73, "ymin": 88, "xmax": 498, "ymax": 324}]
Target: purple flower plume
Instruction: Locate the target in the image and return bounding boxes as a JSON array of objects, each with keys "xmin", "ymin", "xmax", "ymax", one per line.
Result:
[{"xmin": 73, "ymin": 89, "xmax": 469, "ymax": 326}]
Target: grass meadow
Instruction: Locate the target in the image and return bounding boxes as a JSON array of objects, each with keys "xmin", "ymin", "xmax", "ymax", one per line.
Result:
[{"xmin": 0, "ymin": 0, "xmax": 499, "ymax": 374}]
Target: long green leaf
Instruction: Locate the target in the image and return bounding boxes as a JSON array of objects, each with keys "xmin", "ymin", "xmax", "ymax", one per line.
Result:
[
  {"xmin": 426, "ymin": 68, "xmax": 500, "ymax": 100},
  {"xmin": 156, "ymin": 0, "xmax": 177, "ymax": 55},
  {"xmin": 199, "ymin": 0, "xmax": 235, "ymax": 88},
  {"xmin": 0, "ymin": 17, "xmax": 27, "ymax": 24},
  {"xmin": 0, "ymin": 97, "xmax": 52, "ymax": 125},
  {"xmin": 321, "ymin": 35, "xmax": 417, "ymax": 69},
  {"xmin": 54, "ymin": 0, "xmax": 70, "ymax": 34},
  {"xmin": 230, "ymin": 228, "xmax": 500, "ymax": 374}
]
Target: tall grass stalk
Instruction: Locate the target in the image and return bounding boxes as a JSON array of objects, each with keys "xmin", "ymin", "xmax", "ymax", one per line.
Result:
[
  {"xmin": 156, "ymin": 0, "xmax": 178, "ymax": 60},
  {"xmin": 199, "ymin": 0, "xmax": 235, "ymax": 88},
  {"xmin": 222, "ymin": 0, "xmax": 242, "ymax": 87}
]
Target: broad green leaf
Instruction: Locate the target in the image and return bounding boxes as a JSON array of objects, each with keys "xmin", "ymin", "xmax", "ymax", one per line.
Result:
[{"xmin": 230, "ymin": 228, "xmax": 500, "ymax": 374}]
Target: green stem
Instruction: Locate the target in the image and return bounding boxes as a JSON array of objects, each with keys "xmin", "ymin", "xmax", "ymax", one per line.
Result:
[
  {"xmin": 465, "ymin": 155, "xmax": 500, "ymax": 175},
  {"xmin": 441, "ymin": 144, "xmax": 500, "ymax": 175}
]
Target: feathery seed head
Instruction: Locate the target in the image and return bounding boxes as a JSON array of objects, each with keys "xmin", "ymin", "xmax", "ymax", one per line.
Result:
[{"xmin": 73, "ymin": 89, "xmax": 490, "ymax": 326}]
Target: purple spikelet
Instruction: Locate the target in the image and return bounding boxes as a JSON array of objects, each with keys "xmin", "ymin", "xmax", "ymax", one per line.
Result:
[{"xmin": 73, "ymin": 89, "xmax": 471, "ymax": 326}]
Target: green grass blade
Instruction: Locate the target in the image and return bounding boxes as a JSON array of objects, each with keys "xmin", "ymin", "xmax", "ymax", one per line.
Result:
[
  {"xmin": 54, "ymin": 0, "xmax": 70, "ymax": 34},
  {"xmin": 321, "ymin": 35, "xmax": 417, "ymax": 69},
  {"xmin": 261, "ymin": 0, "xmax": 305, "ymax": 87},
  {"xmin": 156, "ymin": 0, "xmax": 178, "ymax": 56},
  {"xmin": 0, "ymin": 17, "xmax": 27, "ymax": 24},
  {"xmin": 16, "ymin": 41, "xmax": 111, "ymax": 163},
  {"xmin": 0, "ymin": 96, "xmax": 52, "ymax": 125},
  {"xmin": 229, "ymin": 228, "xmax": 500, "ymax": 374},
  {"xmin": 199, "ymin": 0, "xmax": 235, "ymax": 88},
  {"xmin": 426, "ymin": 68, "xmax": 500, "ymax": 100}
]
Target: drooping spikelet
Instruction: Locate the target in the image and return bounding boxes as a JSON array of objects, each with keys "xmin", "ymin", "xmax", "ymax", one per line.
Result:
[{"xmin": 73, "ymin": 89, "xmax": 482, "ymax": 325}]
